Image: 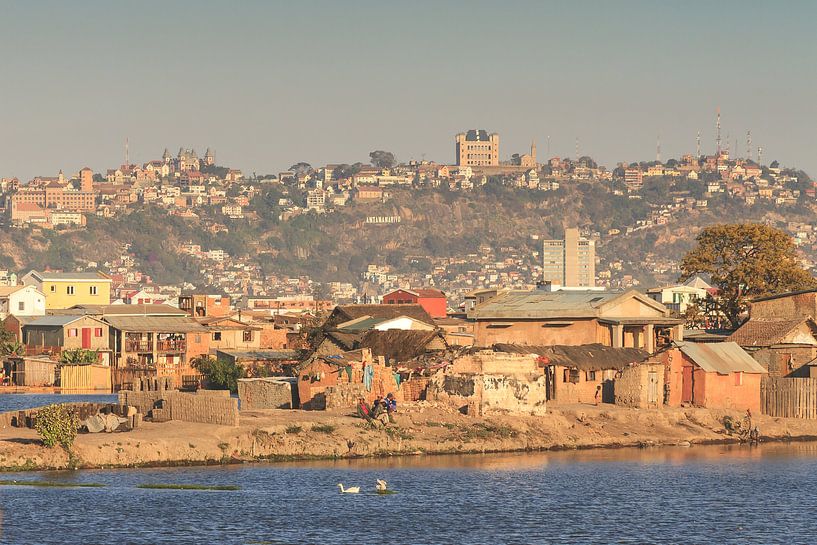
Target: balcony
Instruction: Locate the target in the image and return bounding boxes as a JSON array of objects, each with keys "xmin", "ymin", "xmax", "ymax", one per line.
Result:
[
  {"xmin": 125, "ymin": 340, "xmax": 152, "ymax": 353},
  {"xmin": 157, "ymin": 339, "xmax": 186, "ymax": 352}
]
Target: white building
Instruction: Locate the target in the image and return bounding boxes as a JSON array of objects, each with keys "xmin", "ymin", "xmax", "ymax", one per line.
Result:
[{"xmin": 0, "ymin": 285, "xmax": 46, "ymax": 319}]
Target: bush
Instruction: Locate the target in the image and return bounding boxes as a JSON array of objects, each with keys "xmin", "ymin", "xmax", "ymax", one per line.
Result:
[
  {"xmin": 34, "ymin": 404, "xmax": 79, "ymax": 449},
  {"xmin": 312, "ymin": 424, "xmax": 336, "ymax": 434},
  {"xmin": 191, "ymin": 356, "xmax": 244, "ymax": 393}
]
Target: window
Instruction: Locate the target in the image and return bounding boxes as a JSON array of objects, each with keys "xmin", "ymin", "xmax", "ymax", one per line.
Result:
[
  {"xmin": 68, "ymin": 328, "xmax": 78, "ymax": 337},
  {"xmin": 243, "ymin": 330, "xmax": 254, "ymax": 342},
  {"xmin": 94, "ymin": 328, "xmax": 103, "ymax": 337},
  {"xmin": 90, "ymin": 286, "xmax": 98, "ymax": 295},
  {"xmin": 17, "ymin": 302, "xmax": 24, "ymax": 311},
  {"xmin": 735, "ymin": 372, "xmax": 744, "ymax": 386},
  {"xmin": 213, "ymin": 332, "xmax": 222, "ymax": 341},
  {"xmin": 563, "ymin": 369, "xmax": 580, "ymax": 384},
  {"xmin": 50, "ymin": 285, "xmax": 56, "ymax": 292},
  {"xmin": 67, "ymin": 286, "xmax": 75, "ymax": 295},
  {"xmin": 587, "ymin": 370, "xmax": 597, "ymax": 381}
]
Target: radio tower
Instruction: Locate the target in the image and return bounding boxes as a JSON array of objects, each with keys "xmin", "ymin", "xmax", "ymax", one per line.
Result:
[
  {"xmin": 547, "ymin": 135, "xmax": 551, "ymax": 156},
  {"xmin": 575, "ymin": 137, "xmax": 579, "ymax": 161},
  {"xmin": 125, "ymin": 137, "xmax": 130, "ymax": 168},
  {"xmin": 656, "ymin": 134, "xmax": 661, "ymax": 162},
  {"xmin": 758, "ymin": 146, "xmax": 763, "ymax": 165},
  {"xmin": 696, "ymin": 130, "xmax": 701, "ymax": 157},
  {"xmin": 716, "ymin": 107, "xmax": 721, "ymax": 155},
  {"xmin": 746, "ymin": 130, "xmax": 752, "ymax": 161}
]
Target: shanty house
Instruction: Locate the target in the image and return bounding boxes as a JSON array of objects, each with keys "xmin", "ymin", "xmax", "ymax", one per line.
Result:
[
  {"xmin": 493, "ymin": 343, "xmax": 651, "ymax": 404},
  {"xmin": 726, "ymin": 317, "xmax": 817, "ymax": 377},
  {"xmin": 322, "ymin": 304, "xmax": 434, "ymax": 330},
  {"xmin": 666, "ymin": 342, "xmax": 767, "ymax": 413},
  {"xmin": 22, "ymin": 315, "xmax": 110, "ymax": 359}
]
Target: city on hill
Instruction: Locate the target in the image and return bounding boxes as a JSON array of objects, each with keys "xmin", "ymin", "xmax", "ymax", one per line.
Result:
[{"xmin": 0, "ymin": 125, "xmax": 813, "ymax": 310}]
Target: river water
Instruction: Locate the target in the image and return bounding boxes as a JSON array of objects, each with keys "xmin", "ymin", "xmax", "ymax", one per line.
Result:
[
  {"xmin": 0, "ymin": 443, "xmax": 816, "ymax": 544},
  {"xmin": 0, "ymin": 394, "xmax": 117, "ymax": 413}
]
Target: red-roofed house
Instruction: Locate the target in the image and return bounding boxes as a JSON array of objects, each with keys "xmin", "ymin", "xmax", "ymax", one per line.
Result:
[{"xmin": 382, "ymin": 288, "xmax": 447, "ymax": 319}]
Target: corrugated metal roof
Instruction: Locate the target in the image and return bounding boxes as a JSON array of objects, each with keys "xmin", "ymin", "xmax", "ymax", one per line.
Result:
[
  {"xmin": 103, "ymin": 315, "xmax": 207, "ymax": 333},
  {"xmin": 24, "ymin": 315, "xmax": 88, "ymax": 327},
  {"xmin": 471, "ymin": 290, "xmax": 630, "ymax": 319},
  {"xmin": 493, "ymin": 343, "xmax": 652, "ymax": 371},
  {"xmin": 677, "ymin": 341, "xmax": 767, "ymax": 374}
]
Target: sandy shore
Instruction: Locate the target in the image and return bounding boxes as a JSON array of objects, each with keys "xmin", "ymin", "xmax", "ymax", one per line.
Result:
[{"xmin": 1, "ymin": 402, "xmax": 816, "ymax": 471}]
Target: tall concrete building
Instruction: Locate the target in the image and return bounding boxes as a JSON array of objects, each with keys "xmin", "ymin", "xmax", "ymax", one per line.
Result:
[
  {"xmin": 455, "ymin": 130, "xmax": 499, "ymax": 166},
  {"xmin": 542, "ymin": 228, "xmax": 596, "ymax": 287}
]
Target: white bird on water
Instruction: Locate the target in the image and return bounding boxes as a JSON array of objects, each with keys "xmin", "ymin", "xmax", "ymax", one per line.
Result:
[
  {"xmin": 376, "ymin": 479, "xmax": 388, "ymax": 492},
  {"xmin": 337, "ymin": 483, "xmax": 360, "ymax": 494}
]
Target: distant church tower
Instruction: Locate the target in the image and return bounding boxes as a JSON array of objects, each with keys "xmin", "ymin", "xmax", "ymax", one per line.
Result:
[
  {"xmin": 204, "ymin": 148, "xmax": 215, "ymax": 166},
  {"xmin": 530, "ymin": 140, "xmax": 537, "ymax": 164}
]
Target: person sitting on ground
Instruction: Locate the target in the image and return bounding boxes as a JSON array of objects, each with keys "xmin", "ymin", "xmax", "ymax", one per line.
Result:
[
  {"xmin": 384, "ymin": 392, "xmax": 397, "ymax": 423},
  {"xmin": 356, "ymin": 397, "xmax": 377, "ymax": 424}
]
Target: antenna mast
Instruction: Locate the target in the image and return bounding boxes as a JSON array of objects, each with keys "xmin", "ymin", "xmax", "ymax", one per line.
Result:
[
  {"xmin": 696, "ymin": 130, "xmax": 701, "ymax": 157},
  {"xmin": 746, "ymin": 130, "xmax": 752, "ymax": 161},
  {"xmin": 716, "ymin": 107, "xmax": 721, "ymax": 155},
  {"xmin": 656, "ymin": 134, "xmax": 661, "ymax": 162}
]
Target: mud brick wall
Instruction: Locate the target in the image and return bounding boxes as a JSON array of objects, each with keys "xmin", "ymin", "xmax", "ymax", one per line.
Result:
[
  {"xmin": 118, "ymin": 391, "xmax": 164, "ymax": 415},
  {"xmin": 324, "ymin": 383, "xmax": 366, "ymax": 410},
  {"xmin": 118, "ymin": 390, "xmax": 238, "ymax": 426},
  {"xmin": 170, "ymin": 391, "xmax": 239, "ymax": 427},
  {"xmin": 401, "ymin": 378, "xmax": 430, "ymax": 402},
  {"xmin": 237, "ymin": 379, "xmax": 294, "ymax": 409}
]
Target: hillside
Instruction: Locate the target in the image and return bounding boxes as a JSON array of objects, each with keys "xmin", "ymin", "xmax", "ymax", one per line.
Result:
[{"xmin": 2, "ymin": 178, "xmax": 817, "ymax": 293}]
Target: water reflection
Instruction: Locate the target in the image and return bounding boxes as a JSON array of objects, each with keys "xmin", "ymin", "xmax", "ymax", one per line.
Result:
[
  {"xmin": 270, "ymin": 441, "xmax": 817, "ymax": 471},
  {"xmin": 2, "ymin": 443, "xmax": 817, "ymax": 544}
]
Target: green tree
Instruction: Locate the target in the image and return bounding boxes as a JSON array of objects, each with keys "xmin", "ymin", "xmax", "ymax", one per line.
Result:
[
  {"xmin": 369, "ymin": 150, "xmax": 396, "ymax": 169},
  {"xmin": 191, "ymin": 356, "xmax": 244, "ymax": 393},
  {"xmin": 679, "ymin": 223, "xmax": 816, "ymax": 328}
]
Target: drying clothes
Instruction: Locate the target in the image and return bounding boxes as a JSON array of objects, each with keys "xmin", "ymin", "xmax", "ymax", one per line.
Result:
[
  {"xmin": 363, "ymin": 364, "xmax": 374, "ymax": 391},
  {"xmin": 344, "ymin": 365, "xmax": 353, "ymax": 381},
  {"xmin": 393, "ymin": 373, "xmax": 402, "ymax": 387}
]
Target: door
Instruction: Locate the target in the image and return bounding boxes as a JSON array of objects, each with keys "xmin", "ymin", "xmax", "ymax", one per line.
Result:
[
  {"xmin": 681, "ymin": 365, "xmax": 693, "ymax": 404},
  {"xmin": 81, "ymin": 328, "xmax": 92, "ymax": 349},
  {"xmin": 648, "ymin": 371, "xmax": 659, "ymax": 405}
]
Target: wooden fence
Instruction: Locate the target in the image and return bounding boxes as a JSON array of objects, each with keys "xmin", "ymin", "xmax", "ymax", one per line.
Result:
[
  {"xmin": 60, "ymin": 364, "xmax": 112, "ymax": 392},
  {"xmin": 760, "ymin": 377, "xmax": 817, "ymax": 419}
]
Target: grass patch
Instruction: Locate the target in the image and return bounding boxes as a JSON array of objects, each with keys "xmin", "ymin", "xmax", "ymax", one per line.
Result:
[
  {"xmin": 311, "ymin": 424, "xmax": 336, "ymax": 434},
  {"xmin": 425, "ymin": 421, "xmax": 457, "ymax": 430},
  {"xmin": 385, "ymin": 427, "xmax": 414, "ymax": 440},
  {"xmin": 460, "ymin": 423, "xmax": 518, "ymax": 441},
  {"xmin": 137, "ymin": 483, "xmax": 240, "ymax": 491},
  {"xmin": 0, "ymin": 480, "xmax": 105, "ymax": 488},
  {"xmin": 285, "ymin": 425, "xmax": 303, "ymax": 434}
]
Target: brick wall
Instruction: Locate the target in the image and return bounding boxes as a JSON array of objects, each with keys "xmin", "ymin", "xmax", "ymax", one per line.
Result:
[
  {"xmin": 118, "ymin": 390, "xmax": 238, "ymax": 426},
  {"xmin": 238, "ymin": 378, "xmax": 295, "ymax": 409}
]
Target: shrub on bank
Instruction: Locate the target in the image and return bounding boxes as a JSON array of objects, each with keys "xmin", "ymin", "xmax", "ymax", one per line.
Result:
[{"xmin": 34, "ymin": 404, "xmax": 79, "ymax": 449}]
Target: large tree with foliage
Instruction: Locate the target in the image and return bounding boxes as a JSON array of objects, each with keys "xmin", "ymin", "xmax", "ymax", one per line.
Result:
[
  {"xmin": 369, "ymin": 150, "xmax": 396, "ymax": 169},
  {"xmin": 680, "ymin": 223, "xmax": 816, "ymax": 328}
]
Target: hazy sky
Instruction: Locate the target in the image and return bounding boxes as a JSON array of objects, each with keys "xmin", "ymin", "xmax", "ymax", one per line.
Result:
[{"xmin": 1, "ymin": 1, "xmax": 815, "ymax": 180}]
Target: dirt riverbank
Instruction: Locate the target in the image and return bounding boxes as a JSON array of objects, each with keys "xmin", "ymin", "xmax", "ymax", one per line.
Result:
[{"xmin": 2, "ymin": 402, "xmax": 817, "ymax": 471}]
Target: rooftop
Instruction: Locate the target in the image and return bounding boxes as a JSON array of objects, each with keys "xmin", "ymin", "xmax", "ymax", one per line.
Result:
[{"xmin": 676, "ymin": 341, "xmax": 767, "ymax": 374}]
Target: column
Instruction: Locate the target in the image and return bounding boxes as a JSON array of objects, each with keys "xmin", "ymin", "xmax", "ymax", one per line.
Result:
[{"xmin": 645, "ymin": 325, "xmax": 655, "ymax": 354}]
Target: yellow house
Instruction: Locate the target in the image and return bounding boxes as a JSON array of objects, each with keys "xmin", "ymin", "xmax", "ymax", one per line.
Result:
[{"xmin": 21, "ymin": 270, "xmax": 112, "ymax": 310}]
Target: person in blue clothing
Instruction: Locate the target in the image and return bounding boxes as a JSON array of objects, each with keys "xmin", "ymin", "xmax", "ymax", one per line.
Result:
[{"xmin": 384, "ymin": 392, "xmax": 397, "ymax": 423}]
